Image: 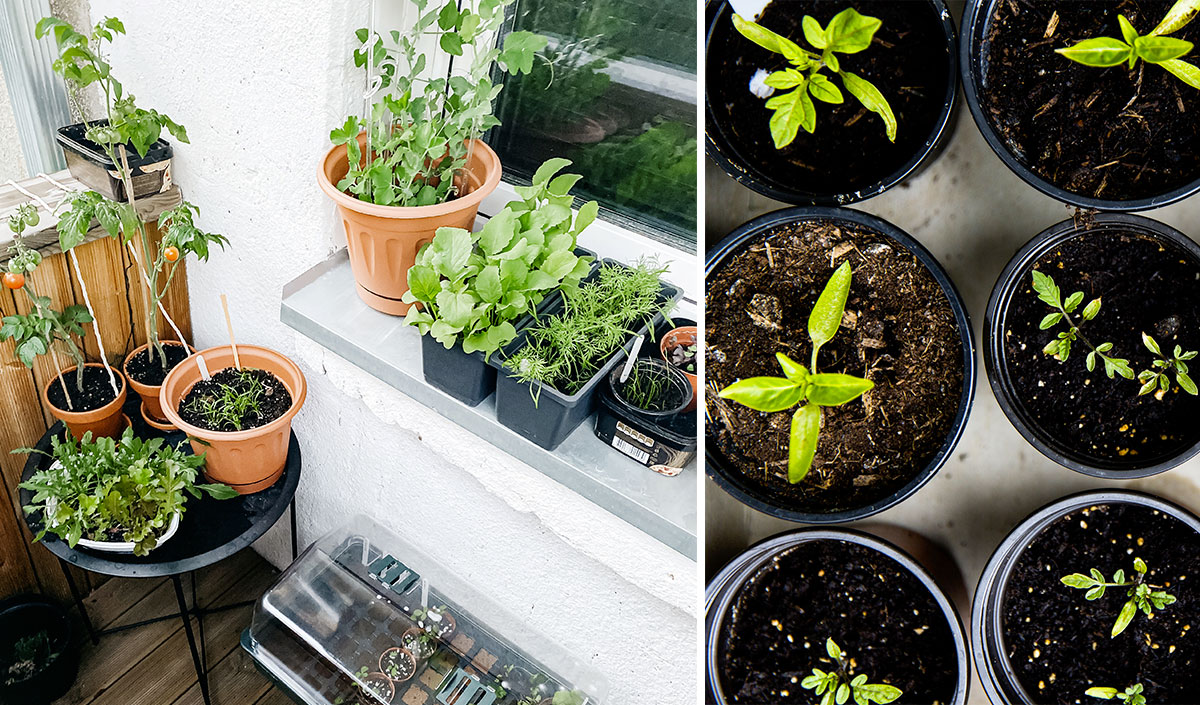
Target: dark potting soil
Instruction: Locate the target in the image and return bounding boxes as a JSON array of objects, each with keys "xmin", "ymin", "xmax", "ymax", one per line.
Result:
[
  {"xmin": 46, "ymin": 365, "xmax": 122, "ymax": 414},
  {"xmin": 706, "ymin": 220, "xmax": 963, "ymax": 513},
  {"xmin": 125, "ymin": 343, "xmax": 190, "ymax": 387},
  {"xmin": 178, "ymin": 367, "xmax": 292, "ymax": 432},
  {"xmin": 1001, "ymin": 503, "xmax": 1200, "ymax": 703},
  {"xmin": 1003, "ymin": 231, "xmax": 1200, "ymax": 465},
  {"xmin": 982, "ymin": 0, "xmax": 1200, "ymax": 201},
  {"xmin": 717, "ymin": 540, "xmax": 958, "ymax": 703},
  {"xmin": 708, "ymin": 0, "xmax": 950, "ymax": 197}
]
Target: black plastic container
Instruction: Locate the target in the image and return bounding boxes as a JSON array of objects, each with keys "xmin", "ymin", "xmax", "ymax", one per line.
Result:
[
  {"xmin": 705, "ymin": 0, "xmax": 959, "ymax": 206},
  {"xmin": 983, "ymin": 213, "xmax": 1200, "ymax": 478},
  {"xmin": 593, "ymin": 358, "xmax": 696, "ymax": 473},
  {"xmin": 705, "ymin": 207, "xmax": 976, "ymax": 523},
  {"xmin": 0, "ymin": 595, "xmax": 78, "ymax": 705},
  {"xmin": 56, "ymin": 120, "xmax": 173, "ymax": 202},
  {"xmin": 961, "ymin": 0, "xmax": 1200, "ymax": 211},
  {"xmin": 972, "ymin": 489, "xmax": 1200, "ymax": 704}
]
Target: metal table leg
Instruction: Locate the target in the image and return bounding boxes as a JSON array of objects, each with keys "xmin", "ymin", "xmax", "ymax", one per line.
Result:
[
  {"xmin": 290, "ymin": 498, "xmax": 299, "ymax": 561},
  {"xmin": 172, "ymin": 574, "xmax": 211, "ymax": 705},
  {"xmin": 58, "ymin": 558, "xmax": 98, "ymax": 644}
]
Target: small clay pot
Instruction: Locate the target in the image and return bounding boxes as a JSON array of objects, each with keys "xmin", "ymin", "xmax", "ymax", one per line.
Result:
[
  {"xmin": 123, "ymin": 341, "xmax": 194, "ymax": 426},
  {"xmin": 358, "ymin": 671, "xmax": 395, "ymax": 704},
  {"xmin": 378, "ymin": 647, "xmax": 417, "ymax": 683},
  {"xmin": 43, "ymin": 364, "xmax": 128, "ymax": 440},
  {"xmin": 660, "ymin": 325, "xmax": 698, "ymax": 411},
  {"xmin": 401, "ymin": 627, "xmax": 436, "ymax": 661}
]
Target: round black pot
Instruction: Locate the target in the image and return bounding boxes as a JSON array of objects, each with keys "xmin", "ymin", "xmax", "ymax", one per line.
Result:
[
  {"xmin": 983, "ymin": 213, "xmax": 1200, "ymax": 478},
  {"xmin": 972, "ymin": 489, "xmax": 1200, "ymax": 704},
  {"xmin": 607, "ymin": 357, "xmax": 693, "ymax": 418},
  {"xmin": 706, "ymin": 527, "xmax": 970, "ymax": 705},
  {"xmin": 0, "ymin": 595, "xmax": 77, "ymax": 705},
  {"xmin": 705, "ymin": 206, "xmax": 977, "ymax": 523},
  {"xmin": 705, "ymin": 0, "xmax": 959, "ymax": 206},
  {"xmin": 961, "ymin": 0, "xmax": 1200, "ymax": 211}
]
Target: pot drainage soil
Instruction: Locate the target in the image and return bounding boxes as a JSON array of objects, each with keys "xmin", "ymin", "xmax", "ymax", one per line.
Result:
[
  {"xmin": 125, "ymin": 343, "xmax": 190, "ymax": 387},
  {"xmin": 1002, "ymin": 231, "xmax": 1200, "ymax": 464},
  {"xmin": 179, "ymin": 367, "xmax": 293, "ymax": 432},
  {"xmin": 706, "ymin": 219, "xmax": 963, "ymax": 513},
  {"xmin": 981, "ymin": 0, "xmax": 1200, "ymax": 201},
  {"xmin": 46, "ymin": 366, "xmax": 122, "ymax": 414},
  {"xmin": 716, "ymin": 539, "xmax": 958, "ymax": 703},
  {"xmin": 1001, "ymin": 502, "xmax": 1200, "ymax": 703}
]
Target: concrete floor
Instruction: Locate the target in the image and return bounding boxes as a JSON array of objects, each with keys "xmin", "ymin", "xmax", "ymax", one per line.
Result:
[{"xmin": 703, "ymin": 102, "xmax": 1200, "ymax": 701}]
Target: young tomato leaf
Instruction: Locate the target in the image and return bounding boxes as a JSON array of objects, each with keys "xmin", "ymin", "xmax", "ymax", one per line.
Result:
[
  {"xmin": 1056, "ymin": 37, "xmax": 1134, "ymax": 67},
  {"xmin": 732, "ymin": 14, "xmax": 807, "ymax": 59},
  {"xmin": 802, "ymin": 15, "xmax": 828, "ymax": 49},
  {"xmin": 825, "ymin": 8, "xmax": 882, "ymax": 54},
  {"xmin": 1112, "ymin": 599, "xmax": 1138, "ymax": 637},
  {"xmin": 766, "ymin": 88, "xmax": 816, "ymax": 148},
  {"xmin": 808, "ymin": 262, "xmax": 852, "ymax": 358},
  {"xmin": 789, "ymin": 403, "xmax": 821, "ymax": 483},
  {"xmin": 718, "ymin": 376, "xmax": 804, "ymax": 413},
  {"xmin": 806, "ymin": 373, "xmax": 873, "ymax": 406},
  {"xmin": 839, "ymin": 71, "xmax": 897, "ymax": 142},
  {"xmin": 808, "ymin": 74, "xmax": 845, "ymax": 104}
]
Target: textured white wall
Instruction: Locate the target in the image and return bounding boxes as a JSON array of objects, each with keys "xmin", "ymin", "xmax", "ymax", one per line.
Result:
[{"xmin": 85, "ymin": 2, "xmax": 696, "ymax": 702}]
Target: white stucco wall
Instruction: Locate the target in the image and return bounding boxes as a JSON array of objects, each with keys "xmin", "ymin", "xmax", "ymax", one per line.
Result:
[
  {"xmin": 0, "ymin": 65, "xmax": 28, "ymax": 181},
  {"xmin": 84, "ymin": 2, "xmax": 696, "ymax": 702}
]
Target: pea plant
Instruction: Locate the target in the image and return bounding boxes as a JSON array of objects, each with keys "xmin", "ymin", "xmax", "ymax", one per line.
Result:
[
  {"xmin": 331, "ymin": 0, "xmax": 546, "ymax": 207},
  {"xmin": 1056, "ymin": 0, "xmax": 1200, "ymax": 90},
  {"xmin": 732, "ymin": 8, "xmax": 897, "ymax": 148},
  {"xmin": 717, "ymin": 263, "xmax": 873, "ymax": 483},
  {"xmin": 1061, "ymin": 557, "xmax": 1177, "ymax": 637},
  {"xmin": 1087, "ymin": 684, "xmax": 1147, "ymax": 704},
  {"xmin": 801, "ymin": 638, "xmax": 902, "ymax": 705}
]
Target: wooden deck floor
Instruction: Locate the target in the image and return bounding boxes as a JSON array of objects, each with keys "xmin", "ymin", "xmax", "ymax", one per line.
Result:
[{"xmin": 53, "ymin": 549, "xmax": 290, "ymax": 705}]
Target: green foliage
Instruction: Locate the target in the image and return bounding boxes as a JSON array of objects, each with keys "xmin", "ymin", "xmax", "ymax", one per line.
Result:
[
  {"xmin": 617, "ymin": 360, "xmax": 677, "ymax": 411},
  {"xmin": 158, "ymin": 202, "xmax": 229, "ymax": 262},
  {"xmin": 3, "ymin": 630, "xmax": 56, "ymax": 686},
  {"xmin": 732, "ymin": 9, "xmax": 897, "ymax": 147},
  {"xmin": 1136, "ymin": 332, "xmax": 1198, "ymax": 396},
  {"xmin": 717, "ymin": 263, "xmax": 872, "ymax": 483},
  {"xmin": 403, "ymin": 159, "xmax": 595, "ymax": 357},
  {"xmin": 801, "ymin": 638, "xmax": 902, "ymax": 705},
  {"xmin": 552, "ymin": 690, "xmax": 586, "ymax": 705},
  {"xmin": 1087, "ymin": 684, "xmax": 1147, "ymax": 705},
  {"xmin": 1056, "ymin": 0, "xmax": 1200, "ymax": 89},
  {"xmin": 17, "ymin": 427, "xmax": 236, "ymax": 556},
  {"xmin": 332, "ymin": 0, "xmax": 547, "ymax": 207},
  {"xmin": 55, "ymin": 189, "xmax": 138, "ymax": 252},
  {"xmin": 1061, "ymin": 557, "xmax": 1177, "ymax": 637},
  {"xmin": 6, "ymin": 207, "xmax": 43, "ymax": 275},
  {"xmin": 183, "ymin": 368, "xmax": 269, "ymax": 432}
]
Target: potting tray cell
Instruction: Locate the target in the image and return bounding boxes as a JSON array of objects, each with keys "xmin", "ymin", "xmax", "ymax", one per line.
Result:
[{"xmin": 243, "ymin": 515, "xmax": 607, "ymax": 705}]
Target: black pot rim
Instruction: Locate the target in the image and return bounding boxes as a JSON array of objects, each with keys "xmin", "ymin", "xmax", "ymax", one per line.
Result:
[
  {"xmin": 606, "ymin": 357, "xmax": 693, "ymax": 418},
  {"xmin": 982, "ymin": 213, "xmax": 1200, "ymax": 477},
  {"xmin": 971, "ymin": 488, "xmax": 1200, "ymax": 704},
  {"xmin": 705, "ymin": 206, "xmax": 977, "ymax": 523},
  {"xmin": 705, "ymin": 0, "xmax": 959, "ymax": 206},
  {"xmin": 0, "ymin": 593, "xmax": 73, "ymax": 655},
  {"xmin": 705, "ymin": 527, "xmax": 970, "ymax": 705},
  {"xmin": 960, "ymin": 0, "xmax": 1200, "ymax": 212}
]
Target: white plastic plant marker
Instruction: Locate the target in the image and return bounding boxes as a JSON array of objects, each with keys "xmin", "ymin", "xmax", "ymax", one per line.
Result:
[
  {"xmin": 730, "ymin": 0, "xmax": 772, "ymax": 21},
  {"xmin": 197, "ymin": 354, "xmax": 212, "ymax": 381},
  {"xmin": 619, "ymin": 336, "xmax": 645, "ymax": 384}
]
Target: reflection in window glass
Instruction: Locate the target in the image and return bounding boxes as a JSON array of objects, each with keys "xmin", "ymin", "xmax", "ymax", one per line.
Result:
[{"xmin": 489, "ymin": 0, "xmax": 697, "ymax": 246}]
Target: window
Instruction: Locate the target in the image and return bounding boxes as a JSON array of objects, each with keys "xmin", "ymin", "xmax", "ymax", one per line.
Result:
[{"xmin": 487, "ymin": 0, "xmax": 698, "ymax": 249}]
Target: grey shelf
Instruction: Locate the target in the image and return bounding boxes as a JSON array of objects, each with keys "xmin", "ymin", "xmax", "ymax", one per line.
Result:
[{"xmin": 281, "ymin": 250, "xmax": 697, "ymax": 558}]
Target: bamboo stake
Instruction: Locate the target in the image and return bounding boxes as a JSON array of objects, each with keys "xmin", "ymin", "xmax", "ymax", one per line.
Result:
[
  {"xmin": 221, "ymin": 294, "xmax": 241, "ymax": 370},
  {"xmin": 49, "ymin": 348, "xmax": 72, "ymax": 411}
]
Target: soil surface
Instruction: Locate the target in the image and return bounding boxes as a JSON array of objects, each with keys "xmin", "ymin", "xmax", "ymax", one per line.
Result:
[
  {"xmin": 708, "ymin": 0, "xmax": 951, "ymax": 198},
  {"xmin": 706, "ymin": 219, "xmax": 964, "ymax": 514},
  {"xmin": 1001, "ymin": 502, "xmax": 1200, "ymax": 703},
  {"xmin": 178, "ymin": 367, "xmax": 293, "ymax": 432},
  {"xmin": 125, "ymin": 343, "xmax": 190, "ymax": 387},
  {"xmin": 46, "ymin": 365, "xmax": 122, "ymax": 414},
  {"xmin": 716, "ymin": 539, "xmax": 959, "ymax": 703},
  {"xmin": 1002, "ymin": 230, "xmax": 1200, "ymax": 466},
  {"xmin": 982, "ymin": 0, "xmax": 1200, "ymax": 201}
]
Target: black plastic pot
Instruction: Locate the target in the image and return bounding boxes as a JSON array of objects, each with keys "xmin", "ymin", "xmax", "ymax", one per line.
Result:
[
  {"xmin": 56, "ymin": 120, "xmax": 173, "ymax": 202},
  {"xmin": 972, "ymin": 489, "xmax": 1200, "ymax": 704},
  {"xmin": 593, "ymin": 358, "xmax": 696, "ymax": 472},
  {"xmin": 705, "ymin": 527, "xmax": 970, "ymax": 705},
  {"xmin": 705, "ymin": 206, "xmax": 977, "ymax": 523},
  {"xmin": 705, "ymin": 0, "xmax": 959, "ymax": 206},
  {"xmin": 983, "ymin": 213, "xmax": 1200, "ymax": 478},
  {"xmin": 961, "ymin": 0, "xmax": 1200, "ymax": 211},
  {"xmin": 0, "ymin": 595, "xmax": 78, "ymax": 705}
]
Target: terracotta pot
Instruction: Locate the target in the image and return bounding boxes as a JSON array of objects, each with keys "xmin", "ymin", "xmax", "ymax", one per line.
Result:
[
  {"xmin": 660, "ymin": 326, "xmax": 698, "ymax": 412},
  {"xmin": 378, "ymin": 646, "xmax": 417, "ymax": 683},
  {"xmin": 317, "ymin": 132, "xmax": 502, "ymax": 316},
  {"xmin": 159, "ymin": 345, "xmax": 306, "ymax": 495},
  {"xmin": 123, "ymin": 341, "xmax": 194, "ymax": 426},
  {"xmin": 43, "ymin": 364, "xmax": 128, "ymax": 440}
]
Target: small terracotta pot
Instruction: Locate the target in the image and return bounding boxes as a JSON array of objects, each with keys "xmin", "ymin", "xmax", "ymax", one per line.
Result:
[
  {"xmin": 317, "ymin": 132, "xmax": 502, "ymax": 316},
  {"xmin": 43, "ymin": 364, "xmax": 128, "ymax": 440},
  {"xmin": 159, "ymin": 345, "xmax": 307, "ymax": 494},
  {"xmin": 124, "ymin": 341, "xmax": 194, "ymax": 426},
  {"xmin": 378, "ymin": 646, "xmax": 417, "ymax": 683},
  {"xmin": 660, "ymin": 326, "xmax": 698, "ymax": 412},
  {"xmin": 359, "ymin": 672, "xmax": 395, "ymax": 704}
]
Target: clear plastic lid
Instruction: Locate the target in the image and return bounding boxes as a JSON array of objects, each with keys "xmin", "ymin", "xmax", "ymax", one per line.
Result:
[{"xmin": 244, "ymin": 515, "xmax": 607, "ymax": 705}]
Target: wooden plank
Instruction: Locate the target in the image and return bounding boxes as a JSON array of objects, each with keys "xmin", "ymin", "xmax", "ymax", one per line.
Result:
[
  {"xmin": 78, "ymin": 575, "xmax": 167, "ymax": 629},
  {"xmin": 171, "ymin": 642, "xmax": 274, "ymax": 705},
  {"xmin": 68, "ymin": 236, "xmax": 135, "ymax": 364},
  {"xmin": 255, "ymin": 687, "xmax": 293, "ymax": 705},
  {"xmin": 13, "ymin": 254, "xmax": 86, "ymax": 429}
]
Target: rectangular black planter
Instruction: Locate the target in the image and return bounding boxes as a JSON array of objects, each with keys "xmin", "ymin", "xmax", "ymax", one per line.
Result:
[{"xmin": 56, "ymin": 121, "xmax": 173, "ymax": 202}]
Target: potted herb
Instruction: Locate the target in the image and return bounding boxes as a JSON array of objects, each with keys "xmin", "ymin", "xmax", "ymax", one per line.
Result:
[
  {"xmin": 403, "ymin": 158, "xmax": 596, "ymax": 405},
  {"xmin": 592, "ymin": 356, "xmax": 697, "ymax": 472},
  {"xmin": 160, "ymin": 345, "xmax": 307, "ymax": 494},
  {"xmin": 972, "ymin": 490, "xmax": 1200, "ymax": 703},
  {"xmin": 411, "ymin": 604, "xmax": 457, "ymax": 641},
  {"xmin": 378, "ymin": 647, "xmax": 416, "ymax": 684},
  {"xmin": 963, "ymin": 0, "xmax": 1200, "ymax": 210},
  {"xmin": 401, "ymin": 627, "xmax": 438, "ymax": 661},
  {"xmin": 706, "ymin": 207, "xmax": 974, "ymax": 522},
  {"xmin": 706, "ymin": 0, "xmax": 958, "ymax": 205},
  {"xmin": 317, "ymin": 0, "xmax": 547, "ymax": 316},
  {"xmin": 0, "ymin": 595, "xmax": 78, "ymax": 705},
  {"xmin": 660, "ymin": 324, "xmax": 698, "ymax": 411},
  {"xmin": 983, "ymin": 213, "xmax": 1200, "ymax": 477},
  {"xmin": 706, "ymin": 528, "xmax": 969, "ymax": 704},
  {"xmin": 354, "ymin": 666, "xmax": 395, "ymax": 704}
]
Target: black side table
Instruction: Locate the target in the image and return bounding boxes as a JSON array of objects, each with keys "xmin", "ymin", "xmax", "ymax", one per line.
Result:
[{"xmin": 19, "ymin": 398, "xmax": 301, "ymax": 705}]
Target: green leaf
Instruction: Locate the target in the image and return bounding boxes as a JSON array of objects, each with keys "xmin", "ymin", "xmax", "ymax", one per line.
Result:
[
  {"xmin": 825, "ymin": 8, "xmax": 882, "ymax": 54},
  {"xmin": 732, "ymin": 14, "xmax": 808, "ymax": 61},
  {"xmin": 1061, "ymin": 573, "xmax": 1097, "ymax": 589},
  {"xmin": 1064, "ymin": 291, "xmax": 1084, "ymax": 312},
  {"xmin": 439, "ymin": 32, "xmax": 464, "ymax": 56},
  {"xmin": 1151, "ymin": 0, "xmax": 1200, "ymax": 36},
  {"xmin": 718, "ymin": 376, "xmax": 804, "ymax": 413},
  {"xmin": 802, "ymin": 16, "xmax": 828, "ymax": 49},
  {"xmin": 1119, "ymin": 15, "xmax": 1140, "ymax": 46},
  {"xmin": 1082, "ymin": 297, "xmax": 1102, "ymax": 320},
  {"xmin": 765, "ymin": 88, "xmax": 815, "ymax": 148},
  {"xmin": 1142, "ymin": 332, "xmax": 1162, "ymax": 355},
  {"xmin": 840, "ymin": 71, "xmax": 897, "ymax": 142},
  {"xmin": 825, "ymin": 638, "xmax": 842, "ymax": 661},
  {"xmin": 573, "ymin": 200, "xmax": 599, "ymax": 236},
  {"xmin": 1134, "ymin": 35, "xmax": 1194, "ymax": 63},
  {"xmin": 764, "ymin": 69, "xmax": 806, "ymax": 90},
  {"xmin": 1112, "ymin": 599, "xmax": 1138, "ymax": 637},
  {"xmin": 1085, "ymin": 687, "xmax": 1119, "ymax": 700},
  {"xmin": 808, "ymin": 74, "xmax": 844, "ymax": 104},
  {"xmin": 836, "ymin": 683, "xmax": 850, "ymax": 705},
  {"xmin": 1040, "ymin": 312, "xmax": 1064, "ymax": 330},
  {"xmin": 476, "ymin": 265, "xmax": 502, "ymax": 304},
  {"xmin": 498, "ymin": 31, "xmax": 548, "ymax": 75},
  {"xmin": 435, "ymin": 289, "xmax": 476, "ymax": 328},
  {"xmin": 1133, "ymin": 557, "xmax": 1147, "ymax": 573},
  {"xmin": 479, "ymin": 209, "xmax": 517, "ymax": 255},
  {"xmin": 789, "ymin": 405, "xmax": 820, "ymax": 483},
  {"xmin": 1161, "ymin": 57, "xmax": 1200, "ymax": 88},
  {"xmin": 807, "ymin": 374, "xmax": 873, "ymax": 406},
  {"xmin": 808, "ymin": 262, "xmax": 852, "ymax": 354},
  {"xmin": 1056, "ymin": 37, "xmax": 1134, "ymax": 67},
  {"xmin": 776, "ymin": 352, "xmax": 808, "ymax": 382},
  {"xmin": 856, "ymin": 684, "xmax": 902, "ymax": 704},
  {"xmin": 1177, "ymin": 370, "xmax": 1198, "ymax": 394},
  {"xmin": 430, "ymin": 227, "xmax": 473, "ymax": 278},
  {"xmin": 1031, "ymin": 270, "xmax": 1061, "ymax": 307},
  {"xmin": 533, "ymin": 157, "xmax": 572, "ymax": 186}
]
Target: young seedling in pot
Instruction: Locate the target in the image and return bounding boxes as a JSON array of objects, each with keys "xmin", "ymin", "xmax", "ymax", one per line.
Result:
[
  {"xmin": 1086, "ymin": 683, "xmax": 1147, "ymax": 705},
  {"xmin": 1032, "ymin": 271, "xmax": 1198, "ymax": 397},
  {"xmin": 717, "ymin": 263, "xmax": 873, "ymax": 483},
  {"xmin": 1061, "ymin": 557, "xmax": 1177, "ymax": 637},
  {"xmin": 732, "ymin": 8, "xmax": 897, "ymax": 148},
  {"xmin": 801, "ymin": 638, "xmax": 902, "ymax": 705},
  {"xmin": 1056, "ymin": 0, "xmax": 1200, "ymax": 90}
]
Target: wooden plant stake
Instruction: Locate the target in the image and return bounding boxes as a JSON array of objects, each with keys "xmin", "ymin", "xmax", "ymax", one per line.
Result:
[
  {"xmin": 50, "ymin": 347, "xmax": 73, "ymax": 411},
  {"xmin": 221, "ymin": 294, "xmax": 241, "ymax": 370}
]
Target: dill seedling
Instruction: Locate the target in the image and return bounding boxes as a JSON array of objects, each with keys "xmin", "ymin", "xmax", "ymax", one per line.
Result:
[
  {"xmin": 618, "ymin": 360, "xmax": 676, "ymax": 412},
  {"xmin": 183, "ymin": 368, "xmax": 267, "ymax": 431}
]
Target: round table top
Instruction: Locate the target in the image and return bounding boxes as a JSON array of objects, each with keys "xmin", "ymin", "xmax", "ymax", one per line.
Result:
[{"xmin": 19, "ymin": 397, "xmax": 301, "ymax": 578}]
